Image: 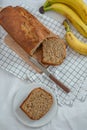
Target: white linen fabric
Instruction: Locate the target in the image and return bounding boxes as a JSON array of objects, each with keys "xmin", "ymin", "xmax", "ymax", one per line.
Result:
[{"xmin": 0, "ymin": 67, "xmax": 87, "ymax": 130}]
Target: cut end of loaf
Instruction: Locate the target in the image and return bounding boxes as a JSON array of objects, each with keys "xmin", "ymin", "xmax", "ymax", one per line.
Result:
[{"xmin": 42, "ymin": 37, "xmax": 66, "ymax": 65}]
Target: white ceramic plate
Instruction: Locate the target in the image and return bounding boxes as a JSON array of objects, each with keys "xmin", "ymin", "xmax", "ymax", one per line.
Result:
[{"xmin": 13, "ymin": 83, "xmax": 57, "ymax": 128}]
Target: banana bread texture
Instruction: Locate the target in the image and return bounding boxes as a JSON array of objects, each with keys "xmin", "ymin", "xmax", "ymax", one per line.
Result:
[
  {"xmin": 42, "ymin": 37, "xmax": 66, "ymax": 65},
  {"xmin": 20, "ymin": 87, "xmax": 53, "ymax": 120}
]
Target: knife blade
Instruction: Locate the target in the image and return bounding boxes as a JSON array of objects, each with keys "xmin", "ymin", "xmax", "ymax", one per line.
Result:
[{"xmin": 29, "ymin": 55, "xmax": 70, "ymax": 93}]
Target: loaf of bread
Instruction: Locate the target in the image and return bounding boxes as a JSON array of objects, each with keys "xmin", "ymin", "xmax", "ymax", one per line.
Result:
[
  {"xmin": 0, "ymin": 6, "xmax": 66, "ymax": 65},
  {"xmin": 0, "ymin": 6, "xmax": 50, "ymax": 55},
  {"xmin": 20, "ymin": 87, "xmax": 53, "ymax": 120},
  {"xmin": 42, "ymin": 37, "xmax": 66, "ymax": 65}
]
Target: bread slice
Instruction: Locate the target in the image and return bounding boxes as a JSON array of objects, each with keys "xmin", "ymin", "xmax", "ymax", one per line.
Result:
[
  {"xmin": 42, "ymin": 37, "xmax": 66, "ymax": 65},
  {"xmin": 20, "ymin": 87, "xmax": 53, "ymax": 120}
]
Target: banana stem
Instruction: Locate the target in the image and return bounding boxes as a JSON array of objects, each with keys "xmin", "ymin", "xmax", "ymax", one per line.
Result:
[
  {"xmin": 63, "ymin": 20, "xmax": 70, "ymax": 32},
  {"xmin": 43, "ymin": 6, "xmax": 52, "ymax": 12},
  {"xmin": 39, "ymin": 5, "xmax": 51, "ymax": 14}
]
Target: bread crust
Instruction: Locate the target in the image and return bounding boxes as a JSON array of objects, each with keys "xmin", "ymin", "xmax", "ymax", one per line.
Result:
[
  {"xmin": 0, "ymin": 6, "xmax": 50, "ymax": 55},
  {"xmin": 20, "ymin": 87, "xmax": 53, "ymax": 120}
]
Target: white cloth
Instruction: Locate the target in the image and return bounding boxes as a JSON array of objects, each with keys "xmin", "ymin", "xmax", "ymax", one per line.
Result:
[
  {"xmin": 0, "ymin": 68, "xmax": 87, "ymax": 130},
  {"xmin": 1, "ymin": 0, "xmax": 87, "ymax": 130}
]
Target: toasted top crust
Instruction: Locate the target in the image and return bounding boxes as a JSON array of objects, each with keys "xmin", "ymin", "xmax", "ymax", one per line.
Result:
[
  {"xmin": 0, "ymin": 6, "xmax": 50, "ymax": 55},
  {"xmin": 20, "ymin": 87, "xmax": 53, "ymax": 120}
]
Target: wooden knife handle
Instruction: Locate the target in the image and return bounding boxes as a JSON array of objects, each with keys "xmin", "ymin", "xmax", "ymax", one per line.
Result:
[{"xmin": 49, "ymin": 74, "xmax": 70, "ymax": 93}]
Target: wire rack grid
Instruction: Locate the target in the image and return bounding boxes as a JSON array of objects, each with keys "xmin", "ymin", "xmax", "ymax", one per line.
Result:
[{"xmin": 0, "ymin": 4, "xmax": 87, "ymax": 106}]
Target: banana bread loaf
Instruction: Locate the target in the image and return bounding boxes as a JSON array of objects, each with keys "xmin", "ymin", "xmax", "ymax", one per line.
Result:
[
  {"xmin": 0, "ymin": 6, "xmax": 50, "ymax": 55},
  {"xmin": 0, "ymin": 6, "xmax": 66, "ymax": 65},
  {"xmin": 20, "ymin": 87, "xmax": 53, "ymax": 120}
]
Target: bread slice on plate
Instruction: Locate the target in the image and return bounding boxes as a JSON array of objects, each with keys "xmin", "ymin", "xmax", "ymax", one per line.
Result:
[
  {"xmin": 42, "ymin": 37, "xmax": 66, "ymax": 65},
  {"xmin": 20, "ymin": 87, "xmax": 53, "ymax": 120}
]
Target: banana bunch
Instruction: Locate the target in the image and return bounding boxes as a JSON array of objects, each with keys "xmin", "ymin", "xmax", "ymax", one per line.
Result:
[
  {"xmin": 39, "ymin": 0, "xmax": 87, "ymax": 38},
  {"xmin": 43, "ymin": 0, "xmax": 87, "ymax": 24},
  {"xmin": 63, "ymin": 20, "xmax": 87, "ymax": 55}
]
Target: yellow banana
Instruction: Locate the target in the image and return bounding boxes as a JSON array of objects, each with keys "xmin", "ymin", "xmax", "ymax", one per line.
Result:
[
  {"xmin": 42, "ymin": 3, "xmax": 87, "ymax": 38},
  {"xmin": 63, "ymin": 20, "xmax": 87, "ymax": 55},
  {"xmin": 43, "ymin": 0, "xmax": 87, "ymax": 24}
]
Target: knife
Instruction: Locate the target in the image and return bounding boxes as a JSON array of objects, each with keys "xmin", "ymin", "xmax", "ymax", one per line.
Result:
[{"xmin": 29, "ymin": 55, "xmax": 70, "ymax": 93}]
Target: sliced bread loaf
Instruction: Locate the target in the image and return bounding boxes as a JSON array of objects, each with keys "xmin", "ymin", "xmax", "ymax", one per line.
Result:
[
  {"xmin": 42, "ymin": 37, "xmax": 66, "ymax": 65},
  {"xmin": 0, "ymin": 6, "xmax": 50, "ymax": 55},
  {"xmin": 20, "ymin": 87, "xmax": 53, "ymax": 120}
]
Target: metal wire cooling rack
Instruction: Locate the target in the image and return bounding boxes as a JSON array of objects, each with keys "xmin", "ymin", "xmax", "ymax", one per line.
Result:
[{"xmin": 0, "ymin": 4, "xmax": 87, "ymax": 106}]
